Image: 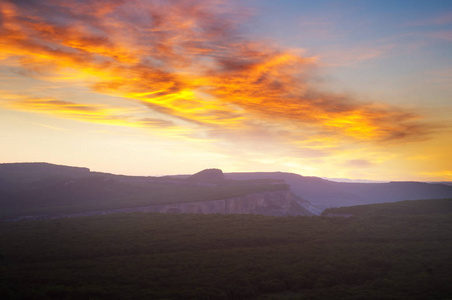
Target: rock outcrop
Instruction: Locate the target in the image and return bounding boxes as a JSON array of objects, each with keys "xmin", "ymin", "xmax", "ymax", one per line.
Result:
[
  {"xmin": 144, "ymin": 190, "xmax": 314, "ymax": 216},
  {"xmin": 9, "ymin": 189, "xmax": 315, "ymax": 221}
]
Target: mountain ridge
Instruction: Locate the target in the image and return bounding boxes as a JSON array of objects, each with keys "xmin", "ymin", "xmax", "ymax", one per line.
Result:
[
  {"xmin": 0, "ymin": 162, "xmax": 314, "ymax": 220},
  {"xmin": 2, "ymin": 163, "xmax": 452, "ymax": 220}
]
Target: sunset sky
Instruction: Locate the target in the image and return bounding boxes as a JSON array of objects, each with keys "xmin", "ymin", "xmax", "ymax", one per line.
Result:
[{"xmin": 1, "ymin": 0, "xmax": 451, "ymax": 181}]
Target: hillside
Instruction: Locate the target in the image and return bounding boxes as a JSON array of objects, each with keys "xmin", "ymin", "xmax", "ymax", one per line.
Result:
[{"xmin": 0, "ymin": 163, "xmax": 313, "ymax": 220}]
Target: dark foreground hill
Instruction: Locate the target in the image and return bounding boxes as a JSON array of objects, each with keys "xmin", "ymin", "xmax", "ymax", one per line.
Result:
[
  {"xmin": 0, "ymin": 163, "xmax": 314, "ymax": 220},
  {"xmin": 0, "ymin": 199, "xmax": 451, "ymax": 299},
  {"xmin": 226, "ymin": 172, "xmax": 452, "ymax": 210}
]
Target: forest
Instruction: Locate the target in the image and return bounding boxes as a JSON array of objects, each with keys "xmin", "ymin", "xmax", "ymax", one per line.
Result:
[{"xmin": 1, "ymin": 198, "xmax": 451, "ymax": 299}]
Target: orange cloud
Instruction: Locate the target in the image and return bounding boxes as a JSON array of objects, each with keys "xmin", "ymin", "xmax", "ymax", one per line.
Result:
[
  {"xmin": 0, "ymin": 0, "xmax": 435, "ymax": 150},
  {"xmin": 1, "ymin": 94, "xmax": 176, "ymax": 129}
]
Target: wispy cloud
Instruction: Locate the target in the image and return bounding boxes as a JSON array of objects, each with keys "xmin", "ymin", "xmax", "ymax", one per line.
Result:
[
  {"xmin": 345, "ymin": 159, "xmax": 373, "ymax": 168},
  {"xmin": 406, "ymin": 12, "xmax": 452, "ymax": 27},
  {"xmin": 422, "ymin": 170, "xmax": 452, "ymax": 181},
  {"xmin": 404, "ymin": 12, "xmax": 452, "ymax": 42},
  {"xmin": 428, "ymin": 30, "xmax": 452, "ymax": 41},
  {"xmin": 0, "ymin": 0, "xmax": 436, "ymax": 153},
  {"xmin": 0, "ymin": 93, "xmax": 177, "ymax": 130},
  {"xmin": 32, "ymin": 123, "xmax": 66, "ymax": 131}
]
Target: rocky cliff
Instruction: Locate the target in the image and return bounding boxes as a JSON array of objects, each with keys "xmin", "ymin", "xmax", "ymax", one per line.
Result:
[
  {"xmin": 9, "ymin": 189, "xmax": 315, "ymax": 221},
  {"xmin": 1, "ymin": 163, "xmax": 321, "ymax": 221},
  {"xmin": 144, "ymin": 189, "xmax": 314, "ymax": 216}
]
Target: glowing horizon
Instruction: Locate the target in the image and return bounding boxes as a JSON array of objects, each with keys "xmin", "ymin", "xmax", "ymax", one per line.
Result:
[{"xmin": 1, "ymin": 0, "xmax": 451, "ymax": 181}]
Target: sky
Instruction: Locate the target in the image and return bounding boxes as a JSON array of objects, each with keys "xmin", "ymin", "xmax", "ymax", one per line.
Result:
[{"xmin": 0, "ymin": 0, "xmax": 451, "ymax": 181}]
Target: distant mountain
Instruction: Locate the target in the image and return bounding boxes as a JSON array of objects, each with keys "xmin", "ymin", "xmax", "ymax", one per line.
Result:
[
  {"xmin": 0, "ymin": 162, "xmax": 90, "ymax": 189},
  {"xmin": 334, "ymin": 181, "xmax": 452, "ymax": 203},
  {"xmin": 226, "ymin": 172, "xmax": 452, "ymax": 210},
  {"xmin": 429, "ymin": 181, "xmax": 452, "ymax": 186},
  {"xmin": 0, "ymin": 163, "xmax": 313, "ymax": 220},
  {"xmin": 322, "ymin": 177, "xmax": 387, "ymax": 183},
  {"xmin": 188, "ymin": 168, "xmax": 224, "ymax": 183},
  {"xmin": 3, "ymin": 163, "xmax": 452, "ymax": 220}
]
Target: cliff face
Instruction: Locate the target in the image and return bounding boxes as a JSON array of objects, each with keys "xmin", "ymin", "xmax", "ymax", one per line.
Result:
[
  {"xmin": 120, "ymin": 190, "xmax": 314, "ymax": 216},
  {"xmin": 8, "ymin": 189, "xmax": 315, "ymax": 221}
]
